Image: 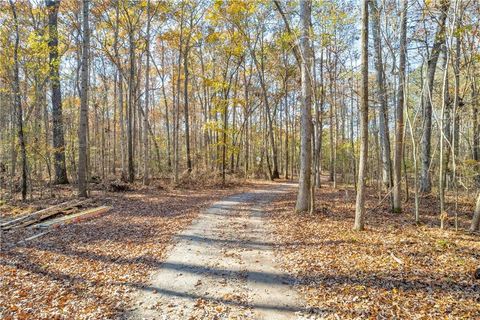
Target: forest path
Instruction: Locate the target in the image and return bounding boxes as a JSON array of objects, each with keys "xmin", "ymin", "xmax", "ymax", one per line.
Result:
[{"xmin": 127, "ymin": 182, "xmax": 307, "ymax": 319}]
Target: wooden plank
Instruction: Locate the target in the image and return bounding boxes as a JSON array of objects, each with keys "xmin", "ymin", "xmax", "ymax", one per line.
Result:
[
  {"xmin": 33, "ymin": 206, "xmax": 111, "ymax": 229},
  {"xmin": 18, "ymin": 231, "xmax": 52, "ymax": 244},
  {"xmin": 0, "ymin": 200, "xmax": 79, "ymax": 228},
  {"xmin": 2, "ymin": 199, "xmax": 91, "ymax": 230},
  {"xmin": 13, "ymin": 206, "xmax": 81, "ymax": 229}
]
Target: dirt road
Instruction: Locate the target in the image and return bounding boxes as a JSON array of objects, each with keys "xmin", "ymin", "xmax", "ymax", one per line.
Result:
[{"xmin": 128, "ymin": 182, "xmax": 307, "ymax": 319}]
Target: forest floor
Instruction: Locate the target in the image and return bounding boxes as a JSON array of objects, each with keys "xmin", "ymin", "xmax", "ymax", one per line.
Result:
[
  {"xmin": 267, "ymin": 178, "xmax": 480, "ymax": 319},
  {"xmin": 1, "ymin": 177, "xmax": 480, "ymax": 319},
  {"xmin": 0, "ymin": 178, "xmax": 254, "ymax": 319}
]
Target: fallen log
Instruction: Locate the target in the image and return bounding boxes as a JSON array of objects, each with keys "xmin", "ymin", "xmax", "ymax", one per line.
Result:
[{"xmin": 32, "ymin": 206, "xmax": 111, "ymax": 229}]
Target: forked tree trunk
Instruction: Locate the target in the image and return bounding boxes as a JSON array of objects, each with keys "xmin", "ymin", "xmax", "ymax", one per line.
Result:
[{"xmin": 249, "ymin": 39, "xmax": 280, "ymax": 180}]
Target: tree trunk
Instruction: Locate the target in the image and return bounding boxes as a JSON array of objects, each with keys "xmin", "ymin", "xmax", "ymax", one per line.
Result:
[
  {"xmin": 315, "ymin": 48, "xmax": 324, "ymax": 187},
  {"xmin": 328, "ymin": 50, "xmax": 336, "ymax": 184},
  {"xmin": 250, "ymin": 46, "xmax": 279, "ymax": 180},
  {"xmin": 9, "ymin": 0, "xmax": 28, "ymax": 201},
  {"xmin": 78, "ymin": 0, "xmax": 89, "ymax": 197},
  {"xmin": 127, "ymin": 31, "xmax": 135, "ymax": 183},
  {"xmin": 354, "ymin": 0, "xmax": 369, "ymax": 231},
  {"xmin": 113, "ymin": 2, "xmax": 126, "ymax": 180},
  {"xmin": 295, "ymin": 0, "xmax": 313, "ymax": 213},
  {"xmin": 371, "ymin": 0, "xmax": 392, "ymax": 194},
  {"xmin": 46, "ymin": 0, "xmax": 68, "ymax": 185},
  {"xmin": 393, "ymin": 0, "xmax": 407, "ymax": 212},
  {"xmin": 143, "ymin": 0, "xmax": 151, "ymax": 184},
  {"xmin": 472, "ymin": 80, "xmax": 479, "ymax": 185},
  {"xmin": 439, "ymin": 40, "xmax": 452, "ymax": 214},
  {"xmin": 470, "ymin": 193, "xmax": 480, "ymax": 232},
  {"xmin": 222, "ymin": 89, "xmax": 228, "ymax": 184},
  {"xmin": 174, "ymin": 16, "xmax": 184, "ymax": 183},
  {"xmin": 160, "ymin": 41, "xmax": 172, "ymax": 169},
  {"xmin": 419, "ymin": 0, "xmax": 449, "ymax": 193},
  {"xmin": 283, "ymin": 53, "xmax": 289, "ymax": 180},
  {"xmin": 184, "ymin": 46, "xmax": 192, "ymax": 173}
]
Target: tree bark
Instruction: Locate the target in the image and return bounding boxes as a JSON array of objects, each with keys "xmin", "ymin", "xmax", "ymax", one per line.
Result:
[
  {"xmin": 46, "ymin": 0, "xmax": 68, "ymax": 185},
  {"xmin": 295, "ymin": 0, "xmax": 313, "ymax": 213},
  {"xmin": 371, "ymin": 0, "xmax": 392, "ymax": 193},
  {"xmin": 78, "ymin": 0, "xmax": 90, "ymax": 197},
  {"xmin": 393, "ymin": 0, "xmax": 407, "ymax": 212},
  {"xmin": 127, "ymin": 31, "xmax": 135, "ymax": 183},
  {"xmin": 439, "ymin": 41, "xmax": 451, "ymax": 214},
  {"xmin": 354, "ymin": 0, "xmax": 369, "ymax": 231},
  {"xmin": 143, "ymin": 0, "xmax": 151, "ymax": 184},
  {"xmin": 249, "ymin": 40, "xmax": 280, "ymax": 180},
  {"xmin": 315, "ymin": 48, "xmax": 325, "ymax": 187},
  {"xmin": 9, "ymin": 0, "xmax": 28, "ymax": 201},
  {"xmin": 160, "ymin": 41, "xmax": 172, "ymax": 169},
  {"xmin": 419, "ymin": 0, "xmax": 449, "ymax": 193},
  {"xmin": 470, "ymin": 193, "xmax": 480, "ymax": 232},
  {"xmin": 113, "ymin": 1, "xmax": 126, "ymax": 180},
  {"xmin": 184, "ymin": 46, "xmax": 192, "ymax": 173},
  {"xmin": 472, "ymin": 79, "xmax": 479, "ymax": 185}
]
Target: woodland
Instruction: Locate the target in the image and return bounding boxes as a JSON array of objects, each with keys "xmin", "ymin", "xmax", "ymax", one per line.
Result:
[{"xmin": 1, "ymin": 0, "xmax": 480, "ymax": 319}]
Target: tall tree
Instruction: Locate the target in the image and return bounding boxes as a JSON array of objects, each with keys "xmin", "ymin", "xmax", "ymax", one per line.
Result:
[
  {"xmin": 125, "ymin": 6, "xmax": 139, "ymax": 183},
  {"xmin": 393, "ymin": 0, "xmax": 408, "ymax": 212},
  {"xmin": 370, "ymin": 0, "xmax": 392, "ymax": 193},
  {"xmin": 143, "ymin": 0, "xmax": 151, "ymax": 184},
  {"xmin": 9, "ymin": 0, "xmax": 28, "ymax": 201},
  {"xmin": 354, "ymin": 0, "xmax": 369, "ymax": 231},
  {"xmin": 183, "ymin": 7, "xmax": 194, "ymax": 174},
  {"xmin": 78, "ymin": 0, "xmax": 90, "ymax": 197},
  {"xmin": 419, "ymin": 0, "xmax": 449, "ymax": 193},
  {"xmin": 295, "ymin": 0, "xmax": 313, "ymax": 213},
  {"xmin": 46, "ymin": 0, "xmax": 68, "ymax": 185}
]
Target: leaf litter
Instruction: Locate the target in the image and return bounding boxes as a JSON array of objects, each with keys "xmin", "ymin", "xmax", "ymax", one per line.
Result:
[
  {"xmin": 266, "ymin": 180, "xmax": 480, "ymax": 319},
  {"xmin": 0, "ymin": 181, "xmax": 251, "ymax": 319}
]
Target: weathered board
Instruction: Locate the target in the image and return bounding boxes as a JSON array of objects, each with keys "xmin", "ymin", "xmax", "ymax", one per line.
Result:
[
  {"xmin": 32, "ymin": 206, "xmax": 111, "ymax": 229},
  {"xmin": 1, "ymin": 199, "xmax": 91, "ymax": 230}
]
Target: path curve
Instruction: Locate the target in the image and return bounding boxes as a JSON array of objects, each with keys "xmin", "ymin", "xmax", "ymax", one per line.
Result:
[{"xmin": 127, "ymin": 182, "xmax": 307, "ymax": 319}]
